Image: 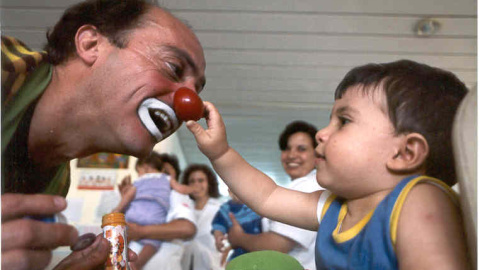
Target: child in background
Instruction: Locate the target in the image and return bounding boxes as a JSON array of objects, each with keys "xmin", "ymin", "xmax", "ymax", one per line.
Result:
[
  {"xmin": 186, "ymin": 60, "xmax": 470, "ymax": 269},
  {"xmin": 212, "ymin": 189, "xmax": 263, "ymax": 264},
  {"xmin": 112, "ymin": 152, "xmax": 194, "ymax": 269}
]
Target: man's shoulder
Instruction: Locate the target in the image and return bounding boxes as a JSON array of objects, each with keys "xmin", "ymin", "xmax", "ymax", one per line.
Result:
[
  {"xmin": 2, "ymin": 36, "xmax": 51, "ymax": 116},
  {"xmin": 2, "ymin": 36, "xmax": 49, "ymax": 89}
]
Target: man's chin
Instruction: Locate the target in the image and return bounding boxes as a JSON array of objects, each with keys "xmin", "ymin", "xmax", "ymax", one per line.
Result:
[{"xmin": 124, "ymin": 133, "xmax": 157, "ymax": 159}]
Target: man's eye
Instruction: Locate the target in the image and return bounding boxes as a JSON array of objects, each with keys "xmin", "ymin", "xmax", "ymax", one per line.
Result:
[{"xmin": 166, "ymin": 62, "xmax": 184, "ymax": 80}]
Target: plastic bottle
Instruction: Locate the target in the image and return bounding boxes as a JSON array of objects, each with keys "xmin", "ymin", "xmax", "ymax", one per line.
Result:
[{"xmin": 102, "ymin": 212, "xmax": 129, "ymax": 270}]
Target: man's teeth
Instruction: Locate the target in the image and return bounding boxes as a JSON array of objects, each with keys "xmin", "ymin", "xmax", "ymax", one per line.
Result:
[{"xmin": 149, "ymin": 109, "xmax": 173, "ymax": 132}]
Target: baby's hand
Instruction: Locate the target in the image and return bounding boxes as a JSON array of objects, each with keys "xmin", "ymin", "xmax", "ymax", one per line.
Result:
[{"xmin": 186, "ymin": 101, "xmax": 229, "ymax": 162}]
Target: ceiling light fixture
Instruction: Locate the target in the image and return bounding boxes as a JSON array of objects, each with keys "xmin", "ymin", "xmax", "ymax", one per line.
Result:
[{"xmin": 414, "ymin": 18, "xmax": 441, "ymax": 37}]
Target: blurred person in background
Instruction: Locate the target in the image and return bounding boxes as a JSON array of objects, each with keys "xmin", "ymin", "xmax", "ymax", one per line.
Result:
[
  {"xmin": 124, "ymin": 153, "xmax": 197, "ymax": 270},
  {"xmin": 226, "ymin": 121, "xmax": 324, "ymax": 270},
  {"xmin": 212, "ymin": 188, "xmax": 264, "ymax": 265},
  {"xmin": 112, "ymin": 152, "xmax": 194, "ymax": 269},
  {"xmin": 181, "ymin": 164, "xmax": 223, "ymax": 270}
]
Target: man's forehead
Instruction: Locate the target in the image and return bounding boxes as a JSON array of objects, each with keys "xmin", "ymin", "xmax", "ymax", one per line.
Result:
[
  {"xmin": 127, "ymin": 7, "xmax": 206, "ymax": 83},
  {"xmin": 138, "ymin": 10, "xmax": 204, "ymax": 60},
  {"xmin": 127, "ymin": 18, "xmax": 204, "ymax": 62}
]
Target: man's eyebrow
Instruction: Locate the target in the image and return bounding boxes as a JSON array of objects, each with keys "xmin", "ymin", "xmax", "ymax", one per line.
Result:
[{"xmin": 163, "ymin": 45, "xmax": 206, "ymax": 91}]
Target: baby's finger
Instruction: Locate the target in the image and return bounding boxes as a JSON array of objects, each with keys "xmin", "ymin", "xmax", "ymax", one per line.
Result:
[
  {"xmin": 203, "ymin": 101, "xmax": 225, "ymax": 129},
  {"xmin": 185, "ymin": 120, "xmax": 205, "ymax": 138}
]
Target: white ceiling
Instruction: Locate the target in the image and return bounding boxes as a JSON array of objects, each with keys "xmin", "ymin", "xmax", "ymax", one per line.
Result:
[{"xmin": 1, "ymin": 0, "xmax": 477, "ymax": 186}]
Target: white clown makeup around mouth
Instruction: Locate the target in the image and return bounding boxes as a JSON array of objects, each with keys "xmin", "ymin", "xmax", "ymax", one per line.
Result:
[{"xmin": 138, "ymin": 98, "xmax": 180, "ymax": 142}]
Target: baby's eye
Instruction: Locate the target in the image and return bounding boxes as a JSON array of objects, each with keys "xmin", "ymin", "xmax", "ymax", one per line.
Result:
[
  {"xmin": 166, "ymin": 62, "xmax": 184, "ymax": 80},
  {"xmin": 338, "ymin": 116, "xmax": 351, "ymax": 126}
]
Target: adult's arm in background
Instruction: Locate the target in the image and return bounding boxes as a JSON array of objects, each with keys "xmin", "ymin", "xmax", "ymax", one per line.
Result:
[
  {"xmin": 227, "ymin": 213, "xmax": 296, "ymax": 253},
  {"xmin": 127, "ymin": 219, "xmax": 196, "ymax": 242}
]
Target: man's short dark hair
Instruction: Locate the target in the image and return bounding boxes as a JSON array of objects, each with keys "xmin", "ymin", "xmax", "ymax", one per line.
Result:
[
  {"xmin": 334, "ymin": 59, "xmax": 468, "ymax": 186},
  {"xmin": 44, "ymin": 0, "xmax": 151, "ymax": 65}
]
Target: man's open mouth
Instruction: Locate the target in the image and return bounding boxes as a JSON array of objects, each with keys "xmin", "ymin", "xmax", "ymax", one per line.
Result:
[{"xmin": 138, "ymin": 98, "xmax": 180, "ymax": 142}]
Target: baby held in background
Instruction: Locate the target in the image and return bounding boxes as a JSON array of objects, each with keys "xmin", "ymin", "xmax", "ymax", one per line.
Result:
[
  {"xmin": 212, "ymin": 189, "xmax": 264, "ymax": 264},
  {"xmin": 112, "ymin": 152, "xmax": 195, "ymax": 269},
  {"xmin": 186, "ymin": 60, "xmax": 470, "ymax": 269}
]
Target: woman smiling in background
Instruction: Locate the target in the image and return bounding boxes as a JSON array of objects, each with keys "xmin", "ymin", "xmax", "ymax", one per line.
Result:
[{"xmin": 226, "ymin": 121, "xmax": 324, "ymax": 270}]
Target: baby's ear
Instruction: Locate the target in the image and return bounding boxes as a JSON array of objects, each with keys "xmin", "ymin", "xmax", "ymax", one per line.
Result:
[
  {"xmin": 387, "ymin": 133, "xmax": 429, "ymax": 173},
  {"xmin": 74, "ymin": 25, "xmax": 102, "ymax": 65}
]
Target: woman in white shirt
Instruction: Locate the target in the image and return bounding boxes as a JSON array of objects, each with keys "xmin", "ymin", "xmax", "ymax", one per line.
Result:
[
  {"xmin": 226, "ymin": 121, "xmax": 324, "ymax": 270},
  {"xmin": 181, "ymin": 164, "xmax": 223, "ymax": 270}
]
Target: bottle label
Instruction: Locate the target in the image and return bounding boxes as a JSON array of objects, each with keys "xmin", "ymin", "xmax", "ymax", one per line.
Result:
[{"xmin": 103, "ymin": 225, "xmax": 128, "ymax": 270}]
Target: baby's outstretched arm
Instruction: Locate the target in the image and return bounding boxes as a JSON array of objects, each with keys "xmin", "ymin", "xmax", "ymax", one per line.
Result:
[{"xmin": 186, "ymin": 102, "xmax": 321, "ymax": 231}]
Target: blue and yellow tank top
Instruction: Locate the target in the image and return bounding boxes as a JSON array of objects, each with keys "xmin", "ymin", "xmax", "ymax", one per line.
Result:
[{"xmin": 315, "ymin": 175, "xmax": 458, "ymax": 269}]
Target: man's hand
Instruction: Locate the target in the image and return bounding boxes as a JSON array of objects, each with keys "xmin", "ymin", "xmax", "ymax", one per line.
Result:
[
  {"xmin": 53, "ymin": 234, "xmax": 139, "ymax": 270},
  {"xmin": 227, "ymin": 213, "xmax": 246, "ymax": 248},
  {"xmin": 1, "ymin": 194, "xmax": 78, "ymax": 270}
]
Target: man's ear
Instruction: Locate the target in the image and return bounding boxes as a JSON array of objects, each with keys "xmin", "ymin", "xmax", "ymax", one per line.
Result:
[
  {"xmin": 387, "ymin": 133, "xmax": 429, "ymax": 173},
  {"xmin": 75, "ymin": 25, "xmax": 102, "ymax": 65}
]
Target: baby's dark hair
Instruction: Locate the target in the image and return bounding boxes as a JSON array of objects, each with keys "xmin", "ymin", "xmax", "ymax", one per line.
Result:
[
  {"xmin": 278, "ymin": 121, "xmax": 318, "ymax": 151},
  {"xmin": 158, "ymin": 153, "xmax": 182, "ymax": 179},
  {"xmin": 135, "ymin": 151, "xmax": 163, "ymax": 172},
  {"xmin": 44, "ymin": 0, "xmax": 152, "ymax": 65},
  {"xmin": 181, "ymin": 164, "xmax": 220, "ymax": 198},
  {"xmin": 335, "ymin": 59, "xmax": 468, "ymax": 186}
]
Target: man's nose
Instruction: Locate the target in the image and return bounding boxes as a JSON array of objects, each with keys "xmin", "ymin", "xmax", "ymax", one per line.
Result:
[{"xmin": 180, "ymin": 78, "xmax": 201, "ymax": 94}]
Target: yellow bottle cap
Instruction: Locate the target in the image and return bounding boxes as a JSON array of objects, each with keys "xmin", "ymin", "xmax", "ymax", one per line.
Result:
[{"xmin": 101, "ymin": 212, "xmax": 126, "ymax": 227}]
